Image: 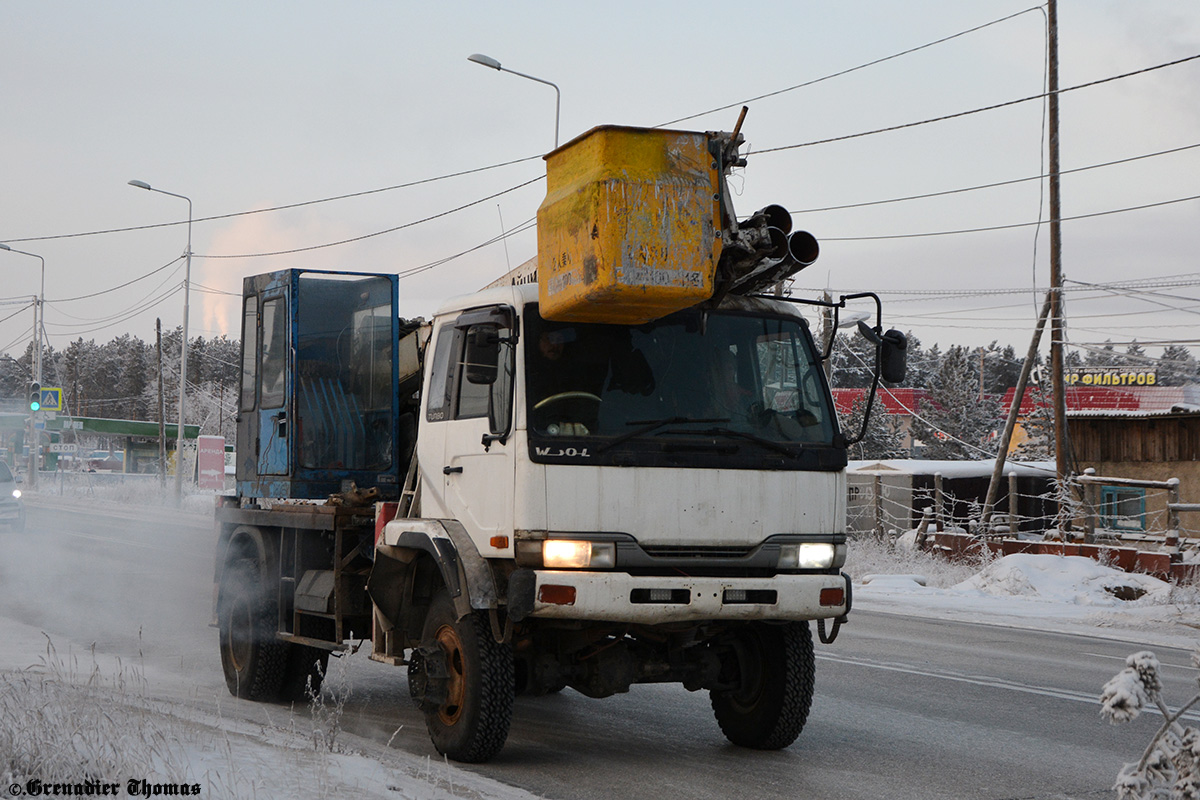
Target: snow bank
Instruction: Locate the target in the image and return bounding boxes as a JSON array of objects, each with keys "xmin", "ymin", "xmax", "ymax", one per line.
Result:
[
  {"xmin": 853, "ymin": 549, "xmax": 1200, "ymax": 648},
  {"xmin": 953, "ymin": 554, "xmax": 1173, "ymax": 606}
]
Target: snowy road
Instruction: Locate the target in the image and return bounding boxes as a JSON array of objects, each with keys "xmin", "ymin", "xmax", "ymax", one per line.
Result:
[{"xmin": 2, "ymin": 497, "xmax": 1191, "ymax": 799}]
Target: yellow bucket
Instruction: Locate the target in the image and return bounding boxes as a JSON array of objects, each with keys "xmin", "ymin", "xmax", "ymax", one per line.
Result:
[{"xmin": 536, "ymin": 125, "xmax": 723, "ymax": 324}]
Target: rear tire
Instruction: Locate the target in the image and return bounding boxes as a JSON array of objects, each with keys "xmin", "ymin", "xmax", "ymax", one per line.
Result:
[
  {"xmin": 710, "ymin": 621, "xmax": 815, "ymax": 750},
  {"xmin": 218, "ymin": 558, "xmax": 287, "ymax": 701},
  {"xmin": 412, "ymin": 589, "xmax": 514, "ymax": 763},
  {"xmin": 281, "ymin": 645, "xmax": 330, "ymax": 702}
]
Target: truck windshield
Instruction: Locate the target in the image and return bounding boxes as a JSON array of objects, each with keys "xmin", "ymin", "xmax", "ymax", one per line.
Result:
[{"xmin": 524, "ymin": 304, "xmax": 837, "ymax": 461}]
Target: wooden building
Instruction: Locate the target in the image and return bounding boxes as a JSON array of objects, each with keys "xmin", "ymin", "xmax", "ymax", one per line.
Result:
[{"xmin": 1068, "ymin": 409, "xmax": 1200, "ymax": 534}]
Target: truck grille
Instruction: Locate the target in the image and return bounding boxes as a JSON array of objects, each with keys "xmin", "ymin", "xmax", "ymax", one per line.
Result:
[{"xmin": 640, "ymin": 545, "xmax": 755, "ymax": 560}]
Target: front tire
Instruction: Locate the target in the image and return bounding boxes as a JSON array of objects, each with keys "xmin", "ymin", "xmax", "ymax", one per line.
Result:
[
  {"xmin": 710, "ymin": 621, "xmax": 815, "ymax": 750},
  {"xmin": 411, "ymin": 589, "xmax": 514, "ymax": 763},
  {"xmin": 218, "ymin": 558, "xmax": 288, "ymax": 701}
]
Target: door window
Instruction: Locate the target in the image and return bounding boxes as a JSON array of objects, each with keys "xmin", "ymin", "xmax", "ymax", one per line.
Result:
[{"xmin": 260, "ymin": 296, "xmax": 288, "ymax": 408}]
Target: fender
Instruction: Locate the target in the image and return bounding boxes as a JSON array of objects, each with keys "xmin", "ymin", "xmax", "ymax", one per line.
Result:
[{"xmin": 374, "ymin": 518, "xmax": 499, "ymax": 620}]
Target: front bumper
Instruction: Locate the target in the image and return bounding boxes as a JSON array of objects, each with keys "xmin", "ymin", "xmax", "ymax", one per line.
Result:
[{"xmin": 509, "ymin": 569, "xmax": 850, "ymax": 625}]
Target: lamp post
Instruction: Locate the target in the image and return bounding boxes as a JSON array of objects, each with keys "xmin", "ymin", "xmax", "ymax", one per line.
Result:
[
  {"xmin": 127, "ymin": 179, "xmax": 192, "ymax": 501},
  {"xmin": 0, "ymin": 243, "xmax": 45, "ymax": 489},
  {"xmin": 467, "ymin": 53, "xmax": 560, "ymax": 149},
  {"xmin": 0, "ymin": 243, "xmax": 45, "ymax": 383}
]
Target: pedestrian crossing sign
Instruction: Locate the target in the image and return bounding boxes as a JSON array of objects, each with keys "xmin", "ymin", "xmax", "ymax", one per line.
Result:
[{"xmin": 39, "ymin": 387, "xmax": 62, "ymax": 412}]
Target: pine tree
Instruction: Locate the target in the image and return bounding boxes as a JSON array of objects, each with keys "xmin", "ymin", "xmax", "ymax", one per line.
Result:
[
  {"xmin": 912, "ymin": 344, "xmax": 1004, "ymax": 459},
  {"xmin": 843, "ymin": 393, "xmax": 908, "ymax": 461}
]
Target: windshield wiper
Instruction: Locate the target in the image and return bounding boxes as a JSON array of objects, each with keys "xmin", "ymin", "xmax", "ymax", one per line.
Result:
[
  {"xmin": 686, "ymin": 426, "xmax": 796, "ymax": 456},
  {"xmin": 595, "ymin": 416, "xmax": 731, "ymax": 454}
]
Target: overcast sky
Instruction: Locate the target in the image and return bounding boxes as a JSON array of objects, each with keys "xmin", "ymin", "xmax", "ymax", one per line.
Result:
[{"xmin": 2, "ymin": 1, "xmax": 1198, "ymax": 368}]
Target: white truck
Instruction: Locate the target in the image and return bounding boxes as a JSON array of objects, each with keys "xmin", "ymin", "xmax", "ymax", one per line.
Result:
[{"xmin": 213, "ymin": 123, "xmax": 905, "ymax": 763}]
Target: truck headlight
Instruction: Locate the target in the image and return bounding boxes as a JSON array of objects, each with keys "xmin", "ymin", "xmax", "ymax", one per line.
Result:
[
  {"xmin": 542, "ymin": 540, "xmax": 616, "ymax": 569},
  {"xmin": 11, "ymin": 489, "xmax": 20, "ymax": 499},
  {"xmin": 779, "ymin": 542, "xmax": 844, "ymax": 570}
]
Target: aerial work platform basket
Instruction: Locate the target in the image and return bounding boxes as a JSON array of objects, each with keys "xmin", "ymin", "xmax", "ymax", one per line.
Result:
[{"xmin": 536, "ymin": 125, "xmax": 723, "ymax": 324}]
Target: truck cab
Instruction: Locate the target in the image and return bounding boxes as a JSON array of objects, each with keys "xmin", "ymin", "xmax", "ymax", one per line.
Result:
[{"xmin": 367, "ymin": 281, "xmax": 852, "ymax": 761}]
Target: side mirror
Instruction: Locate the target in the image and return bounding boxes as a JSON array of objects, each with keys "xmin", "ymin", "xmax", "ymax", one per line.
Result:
[
  {"xmin": 464, "ymin": 324, "xmax": 500, "ymax": 385},
  {"xmin": 880, "ymin": 329, "xmax": 907, "ymax": 384},
  {"xmin": 856, "ymin": 321, "xmax": 907, "ymax": 384}
]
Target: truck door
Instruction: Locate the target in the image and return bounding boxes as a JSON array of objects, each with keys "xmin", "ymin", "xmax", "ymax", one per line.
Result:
[
  {"xmin": 256, "ymin": 292, "xmax": 290, "ymax": 475},
  {"xmin": 422, "ymin": 306, "xmax": 516, "ymax": 544}
]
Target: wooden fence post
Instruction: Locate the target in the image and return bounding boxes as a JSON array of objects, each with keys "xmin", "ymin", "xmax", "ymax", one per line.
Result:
[
  {"xmin": 1082, "ymin": 467, "xmax": 1097, "ymax": 543},
  {"xmin": 934, "ymin": 473, "xmax": 945, "ymax": 532},
  {"xmin": 1008, "ymin": 472, "xmax": 1019, "ymax": 535}
]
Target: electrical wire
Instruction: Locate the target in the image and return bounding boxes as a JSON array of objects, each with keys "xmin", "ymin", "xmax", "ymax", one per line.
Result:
[
  {"xmin": 45, "ymin": 262, "xmax": 184, "ymax": 326},
  {"xmin": 197, "ymin": 176, "xmax": 544, "ymax": 259},
  {"xmin": 0, "ymin": 302, "xmax": 35, "ymax": 327},
  {"xmin": 657, "ymin": 6, "xmax": 1045, "ymax": 128},
  {"xmin": 44, "ymin": 283, "xmax": 184, "ymax": 338},
  {"xmin": 3, "ymin": 156, "xmax": 544, "ymax": 245},
  {"xmin": 758, "ymin": 52, "xmax": 1200, "ymax": 156},
  {"xmin": 0, "ymin": 324, "xmax": 35, "ymax": 356},
  {"xmin": 397, "ymin": 217, "xmax": 538, "ymax": 280},
  {"xmin": 46, "ymin": 256, "xmax": 183, "ymax": 304},
  {"xmin": 820, "ymin": 192, "xmax": 1200, "ymax": 241},
  {"xmin": 789, "ymin": 141, "xmax": 1200, "ymax": 214}
]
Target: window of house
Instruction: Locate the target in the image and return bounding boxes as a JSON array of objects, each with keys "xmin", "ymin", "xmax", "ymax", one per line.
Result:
[{"xmin": 1100, "ymin": 486, "xmax": 1146, "ymax": 531}]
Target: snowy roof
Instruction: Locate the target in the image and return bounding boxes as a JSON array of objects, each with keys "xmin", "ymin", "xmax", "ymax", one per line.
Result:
[
  {"xmin": 834, "ymin": 385, "xmax": 1200, "ymax": 418},
  {"xmin": 847, "ymin": 458, "xmax": 1056, "ymax": 478}
]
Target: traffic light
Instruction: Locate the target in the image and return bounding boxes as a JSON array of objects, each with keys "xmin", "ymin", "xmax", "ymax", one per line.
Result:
[{"xmin": 29, "ymin": 381, "xmax": 41, "ymax": 412}]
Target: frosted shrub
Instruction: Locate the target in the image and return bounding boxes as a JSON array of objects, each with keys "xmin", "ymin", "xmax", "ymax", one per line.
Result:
[
  {"xmin": 0, "ymin": 638, "xmax": 189, "ymax": 785},
  {"xmin": 1102, "ymin": 647, "xmax": 1200, "ymax": 799},
  {"xmin": 846, "ymin": 530, "xmax": 982, "ymax": 588}
]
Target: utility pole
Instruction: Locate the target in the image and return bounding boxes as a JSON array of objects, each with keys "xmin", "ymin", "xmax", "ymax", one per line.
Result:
[{"xmin": 1047, "ymin": 0, "xmax": 1071, "ymax": 528}]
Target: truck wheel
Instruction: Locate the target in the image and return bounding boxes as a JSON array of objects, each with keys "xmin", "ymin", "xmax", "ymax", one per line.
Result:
[
  {"xmin": 410, "ymin": 589, "xmax": 514, "ymax": 763},
  {"xmin": 218, "ymin": 558, "xmax": 287, "ymax": 701},
  {"xmin": 281, "ymin": 645, "xmax": 329, "ymax": 702},
  {"xmin": 710, "ymin": 621, "xmax": 815, "ymax": 750}
]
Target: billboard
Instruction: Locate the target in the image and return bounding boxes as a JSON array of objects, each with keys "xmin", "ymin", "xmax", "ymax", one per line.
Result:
[{"xmin": 196, "ymin": 435, "xmax": 226, "ymax": 491}]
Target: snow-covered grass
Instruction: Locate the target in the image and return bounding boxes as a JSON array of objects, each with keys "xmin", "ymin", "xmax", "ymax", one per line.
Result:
[
  {"xmin": 0, "ymin": 629, "xmax": 532, "ymax": 800},
  {"xmin": 25, "ymin": 475, "xmax": 222, "ymax": 518},
  {"xmin": 846, "ymin": 530, "xmax": 987, "ymax": 588},
  {"xmin": 0, "ymin": 636, "xmax": 194, "ymax": 786}
]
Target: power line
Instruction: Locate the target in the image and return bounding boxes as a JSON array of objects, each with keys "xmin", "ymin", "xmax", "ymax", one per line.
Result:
[
  {"xmin": 397, "ymin": 218, "xmax": 537, "ymax": 280},
  {"xmin": 824, "ymin": 273, "xmax": 1200, "ymax": 300},
  {"xmin": 821, "ymin": 191, "xmax": 1200, "ymax": 241},
  {"xmin": 758, "ymin": 52, "xmax": 1200, "ymax": 155},
  {"xmin": 790, "ymin": 141, "xmax": 1200, "ymax": 214},
  {"xmin": 44, "ymin": 283, "xmax": 184, "ymax": 338},
  {"xmin": 198, "ymin": 176, "xmax": 544, "ymax": 259},
  {"xmin": 46, "ymin": 262, "xmax": 184, "ymax": 327},
  {"xmin": 0, "ymin": 302, "xmax": 34, "ymax": 327},
  {"xmin": 2, "ymin": 156, "xmax": 544, "ymax": 245},
  {"xmin": 657, "ymin": 6, "xmax": 1045, "ymax": 128},
  {"xmin": 45, "ymin": 256, "xmax": 183, "ymax": 304}
]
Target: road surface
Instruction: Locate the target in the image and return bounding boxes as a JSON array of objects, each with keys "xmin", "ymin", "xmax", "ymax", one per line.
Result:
[{"xmin": 1, "ymin": 496, "xmax": 1191, "ymax": 799}]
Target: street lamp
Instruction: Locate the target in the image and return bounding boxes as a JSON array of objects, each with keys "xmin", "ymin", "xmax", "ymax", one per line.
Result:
[
  {"xmin": 0, "ymin": 243, "xmax": 46, "ymax": 383},
  {"xmin": 127, "ymin": 179, "xmax": 193, "ymax": 502},
  {"xmin": 467, "ymin": 53, "xmax": 560, "ymax": 149},
  {"xmin": 0, "ymin": 242, "xmax": 45, "ymax": 489}
]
